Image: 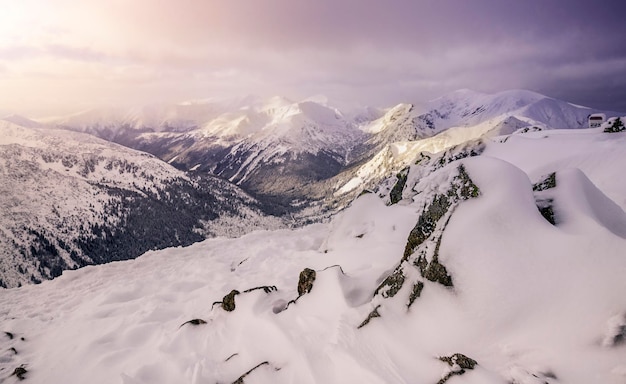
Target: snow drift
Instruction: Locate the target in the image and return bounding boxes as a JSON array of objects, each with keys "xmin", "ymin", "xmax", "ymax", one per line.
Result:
[{"xmin": 2, "ymin": 127, "xmax": 626, "ymax": 383}]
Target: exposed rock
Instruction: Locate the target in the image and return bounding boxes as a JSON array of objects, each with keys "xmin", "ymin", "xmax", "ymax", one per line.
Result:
[
  {"xmin": 536, "ymin": 198, "xmax": 556, "ymax": 225},
  {"xmin": 222, "ymin": 290, "xmax": 240, "ymax": 312},
  {"xmin": 389, "ymin": 168, "xmax": 409, "ymax": 205},
  {"xmin": 180, "ymin": 319, "xmax": 207, "ymax": 327},
  {"xmin": 455, "ymin": 164, "xmax": 480, "ymax": 199},
  {"xmin": 423, "ymin": 259, "xmax": 453, "ymax": 287},
  {"xmin": 533, "ymin": 172, "xmax": 557, "ymax": 191},
  {"xmin": 407, "ymin": 281, "xmax": 424, "ymax": 308},
  {"xmin": 437, "ymin": 353, "xmax": 477, "ymax": 384},
  {"xmin": 231, "ymin": 361, "xmax": 270, "ymax": 384},
  {"xmin": 517, "ymin": 126, "xmax": 543, "ymax": 134},
  {"xmin": 12, "ymin": 365, "xmax": 28, "ymax": 380},
  {"xmin": 243, "ymin": 285, "xmax": 277, "ymax": 294},
  {"xmin": 402, "ymin": 164, "xmax": 479, "ymax": 263},
  {"xmin": 374, "ymin": 268, "xmax": 405, "ymax": 298},
  {"xmin": 297, "ymin": 268, "xmax": 316, "ymax": 296},
  {"xmin": 225, "ymin": 353, "xmax": 239, "ymax": 362},
  {"xmin": 403, "ymin": 194, "xmax": 451, "ymax": 261},
  {"xmin": 358, "ymin": 305, "xmax": 381, "ymax": 329},
  {"xmin": 421, "ymin": 235, "xmax": 453, "ymax": 287},
  {"xmin": 368, "ymin": 164, "xmax": 480, "ymax": 323},
  {"xmin": 533, "ymin": 172, "xmax": 557, "ymax": 225},
  {"xmin": 439, "ymin": 353, "xmax": 477, "ymax": 370},
  {"xmin": 432, "ymin": 140, "xmax": 486, "ymax": 172}
]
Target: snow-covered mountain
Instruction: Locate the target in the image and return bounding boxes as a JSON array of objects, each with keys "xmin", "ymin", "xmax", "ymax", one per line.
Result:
[
  {"xmin": 0, "ymin": 118, "xmax": 283, "ymax": 288},
  {"xmin": 359, "ymin": 88, "xmax": 615, "ymax": 150},
  {"xmin": 49, "ymin": 97, "xmax": 366, "ymax": 206},
  {"xmin": 2, "ymin": 124, "xmax": 625, "ymax": 383},
  {"xmin": 3, "ymin": 90, "xmax": 621, "ymax": 286},
  {"xmin": 326, "ymin": 89, "xmax": 622, "ymax": 201},
  {"xmin": 46, "ymin": 90, "xmax": 620, "ymax": 210}
]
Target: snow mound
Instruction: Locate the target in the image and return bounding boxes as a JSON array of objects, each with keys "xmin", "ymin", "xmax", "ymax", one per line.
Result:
[{"xmin": 554, "ymin": 168, "xmax": 626, "ymax": 238}]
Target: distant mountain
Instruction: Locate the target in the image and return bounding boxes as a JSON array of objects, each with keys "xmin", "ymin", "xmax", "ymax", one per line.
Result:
[
  {"xmin": 361, "ymin": 89, "xmax": 618, "ymax": 147},
  {"xmin": 0, "ymin": 119, "xmax": 282, "ymax": 288},
  {"xmin": 327, "ymin": 89, "xmax": 622, "ymax": 200},
  {"xmin": 49, "ymin": 97, "xmax": 366, "ymax": 207},
  {"xmin": 45, "ymin": 89, "xmax": 621, "ymax": 211}
]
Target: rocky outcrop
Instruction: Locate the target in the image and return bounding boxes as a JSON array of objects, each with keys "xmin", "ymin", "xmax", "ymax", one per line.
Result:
[
  {"xmin": 222, "ymin": 290, "xmax": 240, "ymax": 312},
  {"xmin": 297, "ymin": 268, "xmax": 316, "ymax": 296},
  {"xmin": 374, "ymin": 268, "xmax": 405, "ymax": 298},
  {"xmin": 437, "ymin": 353, "xmax": 478, "ymax": 384},
  {"xmin": 533, "ymin": 172, "xmax": 557, "ymax": 225},
  {"xmin": 359, "ymin": 164, "xmax": 481, "ymax": 327},
  {"xmin": 357, "ymin": 305, "xmax": 381, "ymax": 329},
  {"xmin": 389, "ymin": 168, "xmax": 409, "ymax": 205}
]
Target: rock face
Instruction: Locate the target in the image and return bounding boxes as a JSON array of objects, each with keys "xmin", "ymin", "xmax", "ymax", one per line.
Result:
[
  {"xmin": 437, "ymin": 353, "xmax": 478, "ymax": 384},
  {"xmin": 360, "ymin": 163, "xmax": 481, "ymax": 327},
  {"xmin": 374, "ymin": 268, "xmax": 405, "ymax": 298},
  {"xmin": 357, "ymin": 305, "xmax": 381, "ymax": 329},
  {"xmin": 533, "ymin": 172, "xmax": 558, "ymax": 225},
  {"xmin": 389, "ymin": 168, "xmax": 409, "ymax": 205},
  {"xmin": 403, "ymin": 164, "xmax": 481, "ymax": 285},
  {"xmin": 297, "ymin": 268, "xmax": 316, "ymax": 296},
  {"xmin": 222, "ymin": 290, "xmax": 240, "ymax": 312}
]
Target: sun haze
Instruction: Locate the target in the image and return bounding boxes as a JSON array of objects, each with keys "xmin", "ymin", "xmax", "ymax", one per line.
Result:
[{"xmin": 1, "ymin": 0, "xmax": 625, "ymax": 117}]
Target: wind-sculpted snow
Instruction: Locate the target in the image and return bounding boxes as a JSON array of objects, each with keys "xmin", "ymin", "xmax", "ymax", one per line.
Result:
[{"xmin": 2, "ymin": 127, "xmax": 626, "ymax": 383}]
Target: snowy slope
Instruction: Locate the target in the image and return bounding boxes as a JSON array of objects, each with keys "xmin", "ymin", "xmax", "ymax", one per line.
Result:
[
  {"xmin": 0, "ymin": 119, "xmax": 283, "ymax": 288},
  {"xmin": 1, "ymin": 126, "xmax": 625, "ymax": 383}
]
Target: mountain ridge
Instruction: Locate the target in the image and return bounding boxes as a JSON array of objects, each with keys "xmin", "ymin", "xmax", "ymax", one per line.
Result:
[
  {"xmin": 2, "ymin": 123, "xmax": 625, "ymax": 383},
  {"xmin": 40, "ymin": 89, "xmax": 621, "ymax": 208},
  {"xmin": 2, "ymin": 90, "xmax": 623, "ymax": 286},
  {"xmin": 0, "ymin": 119, "xmax": 283, "ymax": 288}
]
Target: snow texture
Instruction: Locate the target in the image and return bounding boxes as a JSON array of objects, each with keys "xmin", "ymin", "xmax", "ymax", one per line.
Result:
[{"xmin": 2, "ymin": 125, "xmax": 625, "ymax": 383}]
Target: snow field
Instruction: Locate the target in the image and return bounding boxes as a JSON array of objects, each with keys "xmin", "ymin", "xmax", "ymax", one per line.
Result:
[{"xmin": 2, "ymin": 127, "xmax": 626, "ymax": 383}]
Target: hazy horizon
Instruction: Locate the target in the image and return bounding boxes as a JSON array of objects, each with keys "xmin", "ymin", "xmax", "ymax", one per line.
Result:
[{"xmin": 2, "ymin": 0, "xmax": 625, "ymax": 117}]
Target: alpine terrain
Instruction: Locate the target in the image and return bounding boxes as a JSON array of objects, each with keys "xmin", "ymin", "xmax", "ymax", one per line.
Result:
[
  {"xmin": 1, "ymin": 112, "xmax": 625, "ymax": 383},
  {"xmin": 0, "ymin": 118, "xmax": 282, "ymax": 288}
]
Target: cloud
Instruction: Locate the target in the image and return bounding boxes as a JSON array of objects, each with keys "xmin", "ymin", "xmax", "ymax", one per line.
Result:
[{"xmin": 2, "ymin": 0, "xmax": 626, "ymax": 114}]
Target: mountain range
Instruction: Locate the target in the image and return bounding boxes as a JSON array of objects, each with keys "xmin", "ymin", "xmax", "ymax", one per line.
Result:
[
  {"xmin": 0, "ymin": 89, "xmax": 622, "ymax": 288},
  {"xmin": 47, "ymin": 89, "xmax": 618, "ymax": 207},
  {"xmin": 1, "ymin": 111, "xmax": 625, "ymax": 383}
]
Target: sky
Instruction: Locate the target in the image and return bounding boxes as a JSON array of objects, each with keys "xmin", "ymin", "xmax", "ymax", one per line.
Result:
[{"xmin": 1, "ymin": 0, "xmax": 625, "ymax": 117}]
